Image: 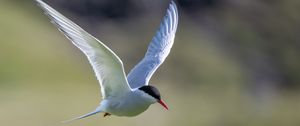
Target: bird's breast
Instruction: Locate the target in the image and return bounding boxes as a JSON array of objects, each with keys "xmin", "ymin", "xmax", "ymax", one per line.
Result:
[{"xmin": 104, "ymin": 93, "xmax": 152, "ymax": 117}]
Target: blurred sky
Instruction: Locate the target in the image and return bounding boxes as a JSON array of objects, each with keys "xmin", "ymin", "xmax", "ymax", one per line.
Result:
[{"xmin": 0, "ymin": 0, "xmax": 300, "ymax": 126}]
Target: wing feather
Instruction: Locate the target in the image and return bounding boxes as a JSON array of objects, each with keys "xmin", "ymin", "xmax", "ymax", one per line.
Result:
[
  {"xmin": 127, "ymin": 1, "xmax": 178, "ymax": 89},
  {"xmin": 36, "ymin": 0, "xmax": 131, "ymax": 98}
]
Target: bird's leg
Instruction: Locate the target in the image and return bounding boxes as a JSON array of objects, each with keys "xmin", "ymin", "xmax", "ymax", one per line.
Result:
[{"xmin": 103, "ymin": 112, "xmax": 111, "ymax": 117}]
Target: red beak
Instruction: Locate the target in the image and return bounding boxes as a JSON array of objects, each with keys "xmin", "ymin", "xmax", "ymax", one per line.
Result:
[{"xmin": 158, "ymin": 100, "xmax": 168, "ymax": 110}]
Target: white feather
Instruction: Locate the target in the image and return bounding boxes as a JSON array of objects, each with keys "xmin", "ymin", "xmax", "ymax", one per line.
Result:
[
  {"xmin": 36, "ymin": 0, "xmax": 132, "ymax": 98},
  {"xmin": 127, "ymin": 1, "xmax": 178, "ymax": 89}
]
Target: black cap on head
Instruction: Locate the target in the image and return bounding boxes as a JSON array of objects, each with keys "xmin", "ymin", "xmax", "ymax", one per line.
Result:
[{"xmin": 138, "ymin": 85, "xmax": 161, "ymax": 100}]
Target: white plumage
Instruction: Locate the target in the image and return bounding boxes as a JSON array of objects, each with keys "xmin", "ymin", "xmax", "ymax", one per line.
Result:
[{"xmin": 36, "ymin": 0, "xmax": 178, "ymax": 122}]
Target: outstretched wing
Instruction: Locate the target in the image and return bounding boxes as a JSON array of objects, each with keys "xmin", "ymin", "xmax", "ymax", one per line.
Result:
[
  {"xmin": 36, "ymin": 0, "xmax": 131, "ymax": 98},
  {"xmin": 127, "ymin": 1, "xmax": 178, "ymax": 89}
]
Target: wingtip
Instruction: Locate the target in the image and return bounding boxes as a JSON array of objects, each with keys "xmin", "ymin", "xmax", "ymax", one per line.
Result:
[
  {"xmin": 171, "ymin": 0, "xmax": 176, "ymax": 5},
  {"xmin": 167, "ymin": 0, "xmax": 179, "ymax": 30},
  {"xmin": 35, "ymin": 0, "xmax": 50, "ymax": 9},
  {"xmin": 35, "ymin": 0, "xmax": 45, "ymax": 8},
  {"xmin": 168, "ymin": 0, "xmax": 178, "ymax": 17},
  {"xmin": 35, "ymin": 0, "xmax": 42, "ymax": 4},
  {"xmin": 170, "ymin": 1, "xmax": 178, "ymax": 9}
]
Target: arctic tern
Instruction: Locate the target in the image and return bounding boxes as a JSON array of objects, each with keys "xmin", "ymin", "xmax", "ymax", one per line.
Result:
[{"xmin": 36, "ymin": 0, "xmax": 178, "ymax": 122}]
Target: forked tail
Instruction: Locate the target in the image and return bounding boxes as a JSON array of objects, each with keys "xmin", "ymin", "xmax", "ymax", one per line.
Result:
[{"xmin": 62, "ymin": 109, "xmax": 102, "ymax": 123}]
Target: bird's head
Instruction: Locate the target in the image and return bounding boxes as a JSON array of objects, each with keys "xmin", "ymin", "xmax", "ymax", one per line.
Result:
[{"xmin": 138, "ymin": 85, "xmax": 168, "ymax": 110}]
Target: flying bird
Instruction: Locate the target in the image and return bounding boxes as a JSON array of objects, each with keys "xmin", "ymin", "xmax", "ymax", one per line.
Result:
[{"xmin": 36, "ymin": 0, "xmax": 178, "ymax": 122}]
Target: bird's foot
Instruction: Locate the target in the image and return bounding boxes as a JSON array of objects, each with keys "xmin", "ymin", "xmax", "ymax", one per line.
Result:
[{"xmin": 103, "ymin": 112, "xmax": 111, "ymax": 117}]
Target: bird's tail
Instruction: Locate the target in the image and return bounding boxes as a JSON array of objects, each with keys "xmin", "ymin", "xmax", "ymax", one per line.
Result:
[{"xmin": 62, "ymin": 109, "xmax": 102, "ymax": 123}]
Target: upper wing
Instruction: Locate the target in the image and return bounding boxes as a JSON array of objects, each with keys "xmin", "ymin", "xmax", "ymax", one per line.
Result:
[
  {"xmin": 127, "ymin": 1, "xmax": 178, "ymax": 89},
  {"xmin": 36, "ymin": 0, "xmax": 131, "ymax": 98}
]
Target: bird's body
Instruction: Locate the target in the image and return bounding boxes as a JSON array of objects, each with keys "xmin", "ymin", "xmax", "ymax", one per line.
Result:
[
  {"xmin": 36, "ymin": 0, "xmax": 178, "ymax": 122},
  {"xmin": 100, "ymin": 89, "xmax": 155, "ymax": 117}
]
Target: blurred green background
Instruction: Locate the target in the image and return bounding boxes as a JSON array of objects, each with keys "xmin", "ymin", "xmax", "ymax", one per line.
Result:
[{"xmin": 1, "ymin": 0, "xmax": 300, "ymax": 126}]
